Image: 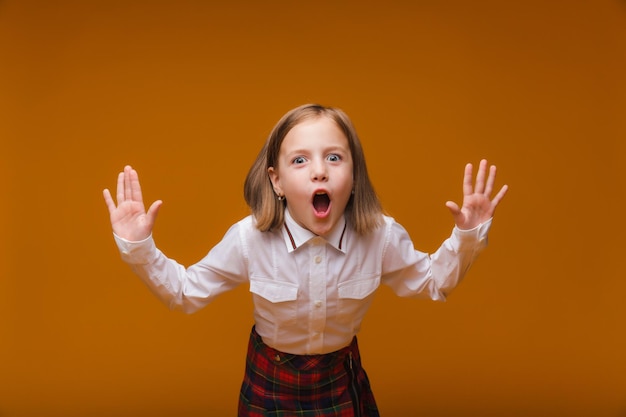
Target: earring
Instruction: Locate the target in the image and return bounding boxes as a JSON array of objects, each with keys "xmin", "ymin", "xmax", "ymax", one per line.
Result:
[{"xmin": 277, "ymin": 195, "xmax": 285, "ymax": 201}]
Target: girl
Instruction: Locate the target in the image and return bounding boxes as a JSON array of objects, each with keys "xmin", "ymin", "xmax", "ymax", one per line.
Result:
[{"xmin": 103, "ymin": 104, "xmax": 508, "ymax": 417}]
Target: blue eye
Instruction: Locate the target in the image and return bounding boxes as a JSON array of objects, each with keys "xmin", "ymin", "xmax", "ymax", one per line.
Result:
[
  {"xmin": 327, "ymin": 154, "xmax": 341, "ymax": 162},
  {"xmin": 293, "ymin": 156, "xmax": 306, "ymax": 164}
]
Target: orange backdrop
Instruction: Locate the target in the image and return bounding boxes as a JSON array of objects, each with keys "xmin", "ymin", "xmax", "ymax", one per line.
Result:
[{"xmin": 1, "ymin": 1, "xmax": 625, "ymax": 416}]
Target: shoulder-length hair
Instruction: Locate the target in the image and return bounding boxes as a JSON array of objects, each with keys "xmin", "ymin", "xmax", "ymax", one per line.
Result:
[{"xmin": 244, "ymin": 104, "xmax": 383, "ymax": 235}]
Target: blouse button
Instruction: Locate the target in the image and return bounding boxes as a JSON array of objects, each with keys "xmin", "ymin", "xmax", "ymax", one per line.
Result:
[
  {"xmin": 314, "ymin": 255, "xmax": 322, "ymax": 264},
  {"xmin": 314, "ymin": 300, "xmax": 322, "ymax": 308},
  {"xmin": 274, "ymin": 354, "xmax": 281, "ymax": 362}
]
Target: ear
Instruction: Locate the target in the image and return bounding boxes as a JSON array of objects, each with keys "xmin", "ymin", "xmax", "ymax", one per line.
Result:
[{"xmin": 267, "ymin": 166, "xmax": 283, "ymax": 196}]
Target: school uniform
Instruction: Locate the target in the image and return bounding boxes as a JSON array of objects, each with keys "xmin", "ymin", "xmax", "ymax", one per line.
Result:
[{"xmin": 114, "ymin": 208, "xmax": 491, "ymax": 416}]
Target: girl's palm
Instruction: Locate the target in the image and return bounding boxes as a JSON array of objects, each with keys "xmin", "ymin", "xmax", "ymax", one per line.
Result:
[
  {"xmin": 445, "ymin": 160, "xmax": 508, "ymax": 230},
  {"xmin": 103, "ymin": 166, "xmax": 162, "ymax": 241}
]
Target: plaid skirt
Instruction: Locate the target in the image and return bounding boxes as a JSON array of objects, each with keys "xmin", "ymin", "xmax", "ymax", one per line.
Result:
[{"xmin": 238, "ymin": 326, "xmax": 380, "ymax": 417}]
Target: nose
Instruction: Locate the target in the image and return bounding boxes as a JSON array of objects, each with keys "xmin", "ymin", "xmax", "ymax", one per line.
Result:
[{"xmin": 311, "ymin": 159, "xmax": 328, "ymax": 181}]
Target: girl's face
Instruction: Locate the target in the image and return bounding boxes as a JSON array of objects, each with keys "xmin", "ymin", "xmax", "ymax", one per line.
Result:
[{"xmin": 268, "ymin": 116, "xmax": 354, "ymax": 237}]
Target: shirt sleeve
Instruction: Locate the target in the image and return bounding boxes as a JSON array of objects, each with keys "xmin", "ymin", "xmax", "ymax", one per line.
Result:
[
  {"xmin": 381, "ymin": 218, "xmax": 492, "ymax": 301},
  {"xmin": 113, "ymin": 222, "xmax": 249, "ymax": 313}
]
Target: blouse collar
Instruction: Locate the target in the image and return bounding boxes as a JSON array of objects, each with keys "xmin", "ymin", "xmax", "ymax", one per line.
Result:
[{"xmin": 282, "ymin": 208, "xmax": 347, "ymax": 253}]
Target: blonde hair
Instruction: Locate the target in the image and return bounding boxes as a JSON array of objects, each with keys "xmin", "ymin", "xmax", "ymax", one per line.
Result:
[{"xmin": 244, "ymin": 104, "xmax": 383, "ymax": 234}]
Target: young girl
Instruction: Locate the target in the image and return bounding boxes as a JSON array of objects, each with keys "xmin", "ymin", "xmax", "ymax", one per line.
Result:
[{"xmin": 103, "ymin": 104, "xmax": 507, "ymax": 417}]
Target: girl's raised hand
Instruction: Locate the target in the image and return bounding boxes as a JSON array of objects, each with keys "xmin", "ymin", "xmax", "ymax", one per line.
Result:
[
  {"xmin": 445, "ymin": 159, "xmax": 508, "ymax": 230},
  {"xmin": 102, "ymin": 165, "xmax": 162, "ymax": 241}
]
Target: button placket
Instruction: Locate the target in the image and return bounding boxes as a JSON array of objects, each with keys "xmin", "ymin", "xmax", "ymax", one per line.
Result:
[{"xmin": 309, "ymin": 241, "xmax": 327, "ymax": 352}]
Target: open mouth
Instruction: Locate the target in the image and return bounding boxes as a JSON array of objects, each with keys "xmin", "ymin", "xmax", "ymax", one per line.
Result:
[{"xmin": 313, "ymin": 192, "xmax": 331, "ymax": 215}]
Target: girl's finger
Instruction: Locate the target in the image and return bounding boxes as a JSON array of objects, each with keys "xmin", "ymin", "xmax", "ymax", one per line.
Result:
[
  {"xmin": 129, "ymin": 167, "xmax": 143, "ymax": 203},
  {"xmin": 491, "ymin": 184, "xmax": 509, "ymax": 207},
  {"xmin": 473, "ymin": 159, "xmax": 488, "ymax": 194},
  {"xmin": 116, "ymin": 171, "xmax": 125, "ymax": 204},
  {"xmin": 124, "ymin": 166, "xmax": 133, "ymax": 201},
  {"xmin": 103, "ymin": 189, "xmax": 115, "ymax": 213},
  {"xmin": 462, "ymin": 163, "xmax": 474, "ymax": 196},
  {"xmin": 484, "ymin": 164, "xmax": 497, "ymax": 196}
]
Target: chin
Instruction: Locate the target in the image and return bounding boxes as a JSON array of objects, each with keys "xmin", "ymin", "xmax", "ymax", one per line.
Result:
[{"xmin": 309, "ymin": 221, "xmax": 334, "ymax": 237}]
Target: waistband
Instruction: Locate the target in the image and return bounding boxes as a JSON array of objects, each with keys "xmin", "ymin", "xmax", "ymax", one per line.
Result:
[{"xmin": 249, "ymin": 326, "xmax": 360, "ymax": 371}]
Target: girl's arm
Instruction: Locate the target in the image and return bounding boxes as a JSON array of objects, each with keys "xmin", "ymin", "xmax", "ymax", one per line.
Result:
[
  {"xmin": 381, "ymin": 160, "xmax": 507, "ymax": 299},
  {"xmin": 113, "ymin": 224, "xmax": 247, "ymax": 313},
  {"xmin": 103, "ymin": 166, "xmax": 247, "ymax": 313}
]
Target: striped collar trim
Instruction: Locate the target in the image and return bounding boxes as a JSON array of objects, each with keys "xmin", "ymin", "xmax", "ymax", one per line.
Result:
[{"xmin": 282, "ymin": 210, "xmax": 348, "ymax": 253}]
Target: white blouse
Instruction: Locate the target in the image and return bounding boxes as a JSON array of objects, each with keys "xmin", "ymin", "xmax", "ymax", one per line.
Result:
[{"xmin": 114, "ymin": 209, "xmax": 491, "ymax": 355}]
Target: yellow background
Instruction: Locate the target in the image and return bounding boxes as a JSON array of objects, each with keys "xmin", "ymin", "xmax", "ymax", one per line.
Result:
[{"xmin": 1, "ymin": 1, "xmax": 625, "ymax": 416}]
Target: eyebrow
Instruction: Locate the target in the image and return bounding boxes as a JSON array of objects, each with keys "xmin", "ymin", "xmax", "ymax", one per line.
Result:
[{"xmin": 285, "ymin": 145, "xmax": 350, "ymax": 156}]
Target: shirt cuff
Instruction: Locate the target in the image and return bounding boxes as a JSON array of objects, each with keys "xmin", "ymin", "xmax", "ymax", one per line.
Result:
[
  {"xmin": 452, "ymin": 218, "xmax": 492, "ymax": 244},
  {"xmin": 113, "ymin": 233, "xmax": 157, "ymax": 264}
]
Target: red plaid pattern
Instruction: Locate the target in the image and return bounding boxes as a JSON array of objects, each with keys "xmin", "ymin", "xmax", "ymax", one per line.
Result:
[{"xmin": 238, "ymin": 327, "xmax": 380, "ymax": 417}]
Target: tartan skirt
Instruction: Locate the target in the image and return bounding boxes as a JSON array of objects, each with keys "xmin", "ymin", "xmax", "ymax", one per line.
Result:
[{"xmin": 238, "ymin": 326, "xmax": 380, "ymax": 417}]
